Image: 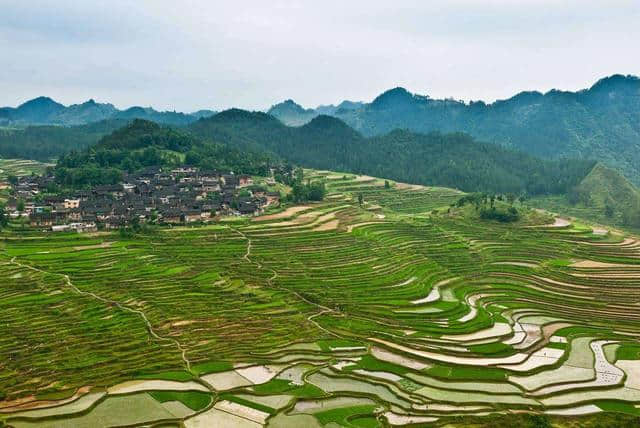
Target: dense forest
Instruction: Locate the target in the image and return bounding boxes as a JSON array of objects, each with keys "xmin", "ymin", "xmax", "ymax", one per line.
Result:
[
  {"xmin": 0, "ymin": 119, "xmax": 129, "ymax": 161},
  {"xmin": 190, "ymin": 110, "xmax": 596, "ymax": 196}
]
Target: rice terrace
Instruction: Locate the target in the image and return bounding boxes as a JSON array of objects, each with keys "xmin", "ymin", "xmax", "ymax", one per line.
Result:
[
  {"xmin": 3, "ymin": 3, "xmax": 640, "ymax": 426},
  {"xmin": 1, "ymin": 171, "xmax": 640, "ymax": 427}
]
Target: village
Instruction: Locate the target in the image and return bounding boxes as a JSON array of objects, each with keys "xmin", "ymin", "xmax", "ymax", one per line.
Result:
[{"xmin": 4, "ymin": 166, "xmax": 282, "ymax": 233}]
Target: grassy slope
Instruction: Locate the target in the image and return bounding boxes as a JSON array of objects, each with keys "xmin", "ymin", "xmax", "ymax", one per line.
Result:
[{"xmin": 531, "ymin": 163, "xmax": 640, "ymax": 231}]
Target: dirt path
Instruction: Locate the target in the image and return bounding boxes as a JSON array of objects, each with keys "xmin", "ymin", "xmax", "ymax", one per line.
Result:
[
  {"xmin": 9, "ymin": 256, "xmax": 193, "ymax": 372},
  {"xmin": 230, "ymin": 227, "xmax": 342, "ymax": 339},
  {"xmin": 346, "ymin": 221, "xmax": 384, "ymax": 233}
]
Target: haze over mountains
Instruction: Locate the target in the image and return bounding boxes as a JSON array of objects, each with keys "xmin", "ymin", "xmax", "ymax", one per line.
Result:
[{"xmin": 0, "ymin": 97, "xmax": 216, "ymax": 127}]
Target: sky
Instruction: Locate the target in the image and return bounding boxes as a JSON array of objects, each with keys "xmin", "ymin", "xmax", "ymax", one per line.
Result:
[{"xmin": 1, "ymin": 0, "xmax": 639, "ymax": 112}]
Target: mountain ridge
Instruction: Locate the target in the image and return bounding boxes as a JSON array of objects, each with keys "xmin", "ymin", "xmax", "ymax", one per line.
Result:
[
  {"xmin": 0, "ymin": 97, "xmax": 217, "ymax": 127},
  {"xmin": 266, "ymin": 74, "xmax": 640, "ymax": 183},
  {"xmin": 188, "ymin": 108, "xmax": 597, "ymax": 196}
]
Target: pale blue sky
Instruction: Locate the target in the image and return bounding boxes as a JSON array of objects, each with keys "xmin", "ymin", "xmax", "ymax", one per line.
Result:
[{"xmin": 1, "ymin": 0, "xmax": 638, "ymax": 111}]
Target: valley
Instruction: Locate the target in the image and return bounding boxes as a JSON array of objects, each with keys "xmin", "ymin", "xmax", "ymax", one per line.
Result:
[
  {"xmin": 3, "ymin": 3, "xmax": 639, "ymax": 426},
  {"xmin": 2, "ymin": 171, "xmax": 640, "ymax": 427}
]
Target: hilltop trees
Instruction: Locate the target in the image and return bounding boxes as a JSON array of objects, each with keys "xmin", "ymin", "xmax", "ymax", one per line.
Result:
[
  {"xmin": 288, "ymin": 181, "xmax": 326, "ymax": 203},
  {"xmin": 285, "ymin": 169, "xmax": 326, "ymax": 203},
  {"xmin": 455, "ymin": 193, "xmax": 521, "ymax": 222},
  {"xmin": 53, "ymin": 119, "xmax": 278, "ymax": 188}
]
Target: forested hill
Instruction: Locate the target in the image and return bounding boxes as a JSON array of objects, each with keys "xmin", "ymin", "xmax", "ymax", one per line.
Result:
[
  {"xmin": 54, "ymin": 119, "xmax": 276, "ymax": 187},
  {"xmin": 189, "ymin": 110, "xmax": 596, "ymax": 195},
  {"xmin": 268, "ymin": 74, "xmax": 640, "ymax": 184}
]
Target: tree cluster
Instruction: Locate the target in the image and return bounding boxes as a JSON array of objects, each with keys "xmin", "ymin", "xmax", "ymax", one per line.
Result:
[
  {"xmin": 284, "ymin": 169, "xmax": 326, "ymax": 203},
  {"xmin": 455, "ymin": 193, "xmax": 521, "ymax": 223}
]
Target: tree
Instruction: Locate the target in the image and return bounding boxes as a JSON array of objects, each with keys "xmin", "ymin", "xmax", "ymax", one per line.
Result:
[
  {"xmin": 288, "ymin": 180, "xmax": 326, "ymax": 203},
  {"xmin": 0, "ymin": 204, "xmax": 7, "ymax": 229},
  {"xmin": 16, "ymin": 199, "xmax": 26, "ymax": 230},
  {"xmin": 384, "ymin": 180, "xmax": 391, "ymax": 189},
  {"xmin": 7, "ymin": 175, "xmax": 18, "ymax": 185},
  {"xmin": 358, "ymin": 193, "xmax": 364, "ymax": 206},
  {"xmin": 622, "ymin": 207, "xmax": 640, "ymax": 227},
  {"xmin": 131, "ymin": 216, "xmax": 141, "ymax": 233}
]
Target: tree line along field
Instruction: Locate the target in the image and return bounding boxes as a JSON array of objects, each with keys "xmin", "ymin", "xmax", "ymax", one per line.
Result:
[{"xmin": 1, "ymin": 171, "xmax": 640, "ymax": 427}]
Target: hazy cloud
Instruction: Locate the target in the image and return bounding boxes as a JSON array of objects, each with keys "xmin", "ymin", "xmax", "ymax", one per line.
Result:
[{"xmin": 1, "ymin": 0, "xmax": 638, "ymax": 111}]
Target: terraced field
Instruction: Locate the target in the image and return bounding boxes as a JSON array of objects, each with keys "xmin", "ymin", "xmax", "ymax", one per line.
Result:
[
  {"xmin": 0, "ymin": 159, "xmax": 52, "ymax": 204},
  {"xmin": 0, "ymin": 159, "xmax": 51, "ymax": 181},
  {"xmin": 1, "ymin": 172, "xmax": 640, "ymax": 427}
]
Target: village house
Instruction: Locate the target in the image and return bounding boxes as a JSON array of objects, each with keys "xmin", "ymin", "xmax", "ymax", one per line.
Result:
[
  {"xmin": 266, "ymin": 192, "xmax": 281, "ymax": 206},
  {"xmin": 16, "ymin": 165, "xmax": 288, "ymax": 232},
  {"xmin": 64, "ymin": 199, "xmax": 80, "ymax": 209},
  {"xmin": 238, "ymin": 175, "xmax": 253, "ymax": 187}
]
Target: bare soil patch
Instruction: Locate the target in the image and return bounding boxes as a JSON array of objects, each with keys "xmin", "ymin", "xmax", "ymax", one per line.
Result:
[
  {"xmin": 570, "ymin": 260, "xmax": 633, "ymax": 268},
  {"xmin": 73, "ymin": 241, "xmax": 113, "ymax": 251},
  {"xmin": 395, "ymin": 182, "xmax": 427, "ymax": 191},
  {"xmin": 313, "ymin": 219, "xmax": 339, "ymax": 231},
  {"xmin": 252, "ymin": 205, "xmax": 311, "ymax": 222}
]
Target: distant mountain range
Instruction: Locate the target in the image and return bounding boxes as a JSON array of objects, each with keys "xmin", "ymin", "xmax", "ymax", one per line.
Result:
[
  {"xmin": 2, "ymin": 74, "xmax": 640, "ymax": 184},
  {"xmin": 267, "ymin": 74, "xmax": 640, "ymax": 183},
  {"xmin": 267, "ymin": 99, "xmax": 363, "ymax": 126},
  {"xmin": 0, "ymin": 97, "xmax": 217, "ymax": 127}
]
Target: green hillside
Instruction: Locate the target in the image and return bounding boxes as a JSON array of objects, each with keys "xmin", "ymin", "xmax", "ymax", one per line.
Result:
[
  {"xmin": 55, "ymin": 119, "xmax": 276, "ymax": 187},
  {"xmin": 576, "ymin": 163, "xmax": 640, "ymax": 217},
  {"xmin": 532, "ymin": 163, "xmax": 640, "ymax": 229},
  {"xmin": 190, "ymin": 110, "xmax": 596, "ymax": 196},
  {"xmin": 0, "ymin": 119, "xmax": 130, "ymax": 161}
]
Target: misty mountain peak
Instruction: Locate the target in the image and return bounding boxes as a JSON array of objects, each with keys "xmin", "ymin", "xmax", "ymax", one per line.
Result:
[
  {"xmin": 371, "ymin": 87, "xmax": 423, "ymax": 109},
  {"xmin": 268, "ymin": 99, "xmax": 310, "ymax": 114}
]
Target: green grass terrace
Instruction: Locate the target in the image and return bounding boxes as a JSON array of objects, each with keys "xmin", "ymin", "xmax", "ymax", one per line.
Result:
[{"xmin": 1, "ymin": 172, "xmax": 639, "ymax": 427}]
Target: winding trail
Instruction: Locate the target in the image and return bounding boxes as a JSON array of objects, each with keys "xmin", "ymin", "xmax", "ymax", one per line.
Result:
[
  {"xmin": 230, "ymin": 226, "xmax": 342, "ymax": 338},
  {"xmin": 9, "ymin": 256, "xmax": 193, "ymax": 372}
]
